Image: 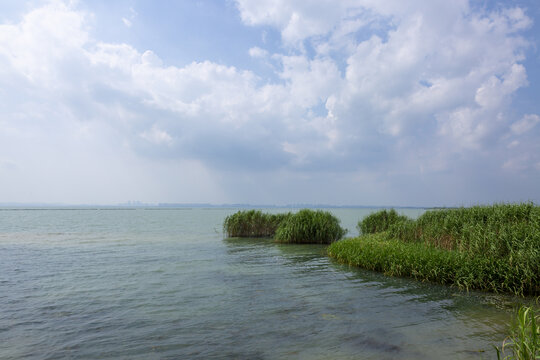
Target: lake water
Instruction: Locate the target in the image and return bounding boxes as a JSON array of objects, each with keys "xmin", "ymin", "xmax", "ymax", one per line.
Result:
[{"xmin": 0, "ymin": 208, "xmax": 518, "ymax": 359}]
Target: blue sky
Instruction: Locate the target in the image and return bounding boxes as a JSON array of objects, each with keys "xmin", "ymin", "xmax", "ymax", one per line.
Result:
[{"xmin": 1, "ymin": 0, "xmax": 539, "ymax": 206}]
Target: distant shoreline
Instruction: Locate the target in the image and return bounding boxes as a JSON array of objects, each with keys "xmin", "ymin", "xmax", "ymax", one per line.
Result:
[{"xmin": 0, "ymin": 203, "xmax": 441, "ymax": 210}]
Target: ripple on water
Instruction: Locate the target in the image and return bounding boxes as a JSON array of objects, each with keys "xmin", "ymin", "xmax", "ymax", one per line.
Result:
[{"xmin": 0, "ymin": 208, "xmax": 515, "ymax": 360}]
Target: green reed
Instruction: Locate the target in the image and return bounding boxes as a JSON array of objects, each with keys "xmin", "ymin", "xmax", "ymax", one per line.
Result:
[
  {"xmin": 496, "ymin": 306, "xmax": 539, "ymax": 360},
  {"xmin": 390, "ymin": 203, "xmax": 540, "ymax": 256},
  {"xmin": 274, "ymin": 209, "xmax": 347, "ymax": 244},
  {"xmin": 223, "ymin": 210, "xmax": 291, "ymax": 238},
  {"xmin": 223, "ymin": 209, "xmax": 346, "ymax": 244},
  {"xmin": 358, "ymin": 208, "xmax": 410, "ymax": 234},
  {"xmin": 329, "ymin": 203, "xmax": 540, "ymax": 296},
  {"xmin": 328, "ymin": 235, "xmax": 522, "ymax": 292}
]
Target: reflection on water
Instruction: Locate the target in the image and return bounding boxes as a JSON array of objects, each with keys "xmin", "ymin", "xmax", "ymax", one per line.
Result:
[{"xmin": 0, "ymin": 208, "xmax": 524, "ymax": 359}]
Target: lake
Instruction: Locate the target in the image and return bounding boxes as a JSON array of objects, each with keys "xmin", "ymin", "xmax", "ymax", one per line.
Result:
[{"xmin": 0, "ymin": 208, "xmax": 515, "ymax": 359}]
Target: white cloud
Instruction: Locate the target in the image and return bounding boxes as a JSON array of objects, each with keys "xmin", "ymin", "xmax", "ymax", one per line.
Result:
[
  {"xmin": 0, "ymin": 0, "xmax": 538, "ymax": 204},
  {"xmin": 500, "ymin": 113, "xmax": 540, "ymax": 173},
  {"xmin": 248, "ymin": 46, "xmax": 268, "ymax": 58},
  {"xmin": 122, "ymin": 6, "xmax": 137, "ymax": 28},
  {"xmin": 511, "ymin": 114, "xmax": 540, "ymax": 135},
  {"xmin": 140, "ymin": 50, "xmax": 162, "ymax": 67},
  {"xmin": 122, "ymin": 17, "xmax": 132, "ymax": 27},
  {"xmin": 0, "ymin": 1, "xmax": 88, "ymax": 83},
  {"xmin": 140, "ymin": 125, "xmax": 173, "ymax": 146},
  {"xmin": 475, "ymin": 64, "xmax": 528, "ymax": 109}
]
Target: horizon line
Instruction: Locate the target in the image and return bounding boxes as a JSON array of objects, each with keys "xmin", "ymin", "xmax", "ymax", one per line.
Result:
[{"xmin": 0, "ymin": 201, "xmax": 497, "ymax": 209}]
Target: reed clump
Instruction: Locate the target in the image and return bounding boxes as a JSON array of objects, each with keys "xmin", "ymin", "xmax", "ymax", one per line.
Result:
[
  {"xmin": 358, "ymin": 209, "xmax": 410, "ymax": 234},
  {"xmin": 328, "ymin": 203, "xmax": 540, "ymax": 296},
  {"xmin": 496, "ymin": 306, "xmax": 539, "ymax": 360},
  {"xmin": 275, "ymin": 209, "xmax": 347, "ymax": 244},
  {"xmin": 223, "ymin": 210, "xmax": 291, "ymax": 238},
  {"xmin": 223, "ymin": 209, "xmax": 346, "ymax": 244},
  {"xmin": 390, "ymin": 203, "xmax": 540, "ymax": 256}
]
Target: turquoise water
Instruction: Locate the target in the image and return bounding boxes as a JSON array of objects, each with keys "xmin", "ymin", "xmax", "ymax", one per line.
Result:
[{"xmin": 0, "ymin": 208, "xmax": 515, "ymax": 359}]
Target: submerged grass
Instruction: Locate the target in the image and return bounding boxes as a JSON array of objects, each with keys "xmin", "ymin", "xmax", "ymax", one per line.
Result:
[
  {"xmin": 328, "ymin": 203, "xmax": 540, "ymax": 296},
  {"xmin": 496, "ymin": 306, "xmax": 539, "ymax": 360}
]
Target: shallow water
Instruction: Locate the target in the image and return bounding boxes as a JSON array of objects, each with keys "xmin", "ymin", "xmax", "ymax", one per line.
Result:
[{"xmin": 0, "ymin": 208, "xmax": 519, "ymax": 359}]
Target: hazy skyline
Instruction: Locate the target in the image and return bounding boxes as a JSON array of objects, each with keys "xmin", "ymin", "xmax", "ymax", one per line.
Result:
[{"xmin": 1, "ymin": 0, "xmax": 539, "ymax": 207}]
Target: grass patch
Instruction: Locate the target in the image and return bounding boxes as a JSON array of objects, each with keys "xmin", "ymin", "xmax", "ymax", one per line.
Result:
[
  {"xmin": 496, "ymin": 306, "xmax": 539, "ymax": 360},
  {"xmin": 223, "ymin": 210, "xmax": 291, "ymax": 238},
  {"xmin": 358, "ymin": 209, "xmax": 410, "ymax": 234},
  {"xmin": 223, "ymin": 209, "xmax": 346, "ymax": 244},
  {"xmin": 275, "ymin": 209, "xmax": 347, "ymax": 244},
  {"xmin": 327, "ymin": 235, "xmax": 533, "ymax": 293},
  {"xmin": 328, "ymin": 203, "xmax": 540, "ymax": 296},
  {"xmin": 390, "ymin": 203, "xmax": 540, "ymax": 256}
]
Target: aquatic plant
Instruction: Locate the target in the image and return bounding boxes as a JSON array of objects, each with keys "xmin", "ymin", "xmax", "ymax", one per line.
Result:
[
  {"xmin": 328, "ymin": 235, "xmax": 517, "ymax": 292},
  {"xmin": 358, "ymin": 208, "xmax": 410, "ymax": 234},
  {"xmin": 223, "ymin": 210, "xmax": 291, "ymax": 238},
  {"xmin": 496, "ymin": 306, "xmax": 539, "ymax": 360},
  {"xmin": 274, "ymin": 209, "xmax": 347, "ymax": 244},
  {"xmin": 391, "ymin": 203, "xmax": 540, "ymax": 257},
  {"xmin": 329, "ymin": 203, "xmax": 540, "ymax": 296}
]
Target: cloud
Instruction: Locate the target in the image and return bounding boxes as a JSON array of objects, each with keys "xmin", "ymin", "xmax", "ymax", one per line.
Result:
[
  {"xmin": 511, "ymin": 114, "xmax": 540, "ymax": 135},
  {"xmin": 475, "ymin": 64, "xmax": 528, "ymax": 109},
  {"xmin": 235, "ymin": 0, "xmax": 364, "ymax": 45},
  {"xmin": 122, "ymin": 6, "xmax": 136, "ymax": 28},
  {"xmin": 140, "ymin": 125, "xmax": 173, "ymax": 146},
  {"xmin": 248, "ymin": 46, "xmax": 268, "ymax": 58},
  {"xmin": 502, "ymin": 113, "xmax": 540, "ymax": 173},
  {"xmin": 0, "ymin": 0, "xmax": 538, "ymax": 204},
  {"xmin": 0, "ymin": 1, "xmax": 88, "ymax": 83}
]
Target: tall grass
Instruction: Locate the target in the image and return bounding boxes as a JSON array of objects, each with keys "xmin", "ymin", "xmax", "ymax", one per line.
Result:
[
  {"xmin": 358, "ymin": 209, "xmax": 410, "ymax": 234},
  {"xmin": 275, "ymin": 209, "xmax": 347, "ymax": 244},
  {"xmin": 223, "ymin": 210, "xmax": 291, "ymax": 238},
  {"xmin": 327, "ymin": 235, "xmax": 535, "ymax": 293},
  {"xmin": 496, "ymin": 306, "xmax": 539, "ymax": 360},
  {"xmin": 329, "ymin": 203, "xmax": 540, "ymax": 296},
  {"xmin": 223, "ymin": 209, "xmax": 346, "ymax": 244},
  {"xmin": 389, "ymin": 203, "xmax": 540, "ymax": 257}
]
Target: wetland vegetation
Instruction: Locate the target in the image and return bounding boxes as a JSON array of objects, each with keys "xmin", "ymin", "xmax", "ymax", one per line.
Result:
[
  {"xmin": 274, "ymin": 209, "xmax": 347, "ymax": 244},
  {"xmin": 223, "ymin": 209, "xmax": 346, "ymax": 244},
  {"xmin": 358, "ymin": 208, "xmax": 410, "ymax": 234},
  {"xmin": 328, "ymin": 203, "xmax": 540, "ymax": 296},
  {"xmin": 223, "ymin": 209, "xmax": 291, "ymax": 238},
  {"xmin": 496, "ymin": 305, "xmax": 539, "ymax": 360},
  {"xmin": 223, "ymin": 204, "xmax": 539, "ymax": 358}
]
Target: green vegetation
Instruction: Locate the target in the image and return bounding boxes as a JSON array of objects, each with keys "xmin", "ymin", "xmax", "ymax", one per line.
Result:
[
  {"xmin": 275, "ymin": 209, "xmax": 347, "ymax": 244},
  {"xmin": 328, "ymin": 234, "xmax": 534, "ymax": 294},
  {"xmin": 223, "ymin": 210, "xmax": 291, "ymax": 238},
  {"xmin": 223, "ymin": 209, "xmax": 346, "ymax": 244},
  {"xmin": 389, "ymin": 203, "xmax": 540, "ymax": 256},
  {"xmin": 358, "ymin": 208, "xmax": 410, "ymax": 234},
  {"xmin": 328, "ymin": 203, "xmax": 540, "ymax": 296},
  {"xmin": 496, "ymin": 306, "xmax": 539, "ymax": 360}
]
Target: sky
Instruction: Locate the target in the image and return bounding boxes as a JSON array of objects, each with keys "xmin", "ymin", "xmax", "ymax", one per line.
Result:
[{"xmin": 1, "ymin": 0, "xmax": 539, "ymax": 207}]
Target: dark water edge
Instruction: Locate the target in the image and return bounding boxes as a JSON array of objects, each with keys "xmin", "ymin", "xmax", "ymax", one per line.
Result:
[{"xmin": 0, "ymin": 208, "xmax": 525, "ymax": 359}]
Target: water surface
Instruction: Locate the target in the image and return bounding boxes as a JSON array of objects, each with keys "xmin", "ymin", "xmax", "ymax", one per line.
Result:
[{"xmin": 0, "ymin": 208, "xmax": 516, "ymax": 359}]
